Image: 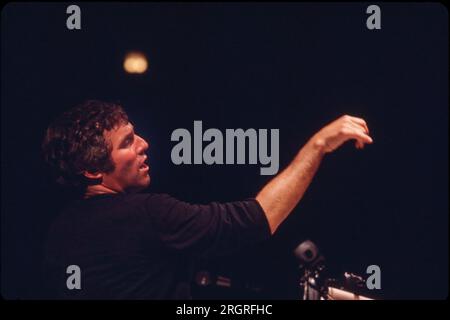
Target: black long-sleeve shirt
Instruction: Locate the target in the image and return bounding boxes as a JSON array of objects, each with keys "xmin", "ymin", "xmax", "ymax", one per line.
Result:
[{"xmin": 43, "ymin": 193, "xmax": 271, "ymax": 299}]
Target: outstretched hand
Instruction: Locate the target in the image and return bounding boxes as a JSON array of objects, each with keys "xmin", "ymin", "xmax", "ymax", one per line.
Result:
[{"xmin": 309, "ymin": 115, "xmax": 373, "ymax": 153}]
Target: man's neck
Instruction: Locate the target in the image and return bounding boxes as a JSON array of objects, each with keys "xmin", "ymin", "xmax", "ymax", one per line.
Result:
[{"xmin": 84, "ymin": 184, "xmax": 121, "ymax": 199}]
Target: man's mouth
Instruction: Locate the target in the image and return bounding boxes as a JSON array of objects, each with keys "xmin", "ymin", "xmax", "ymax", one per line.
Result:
[{"xmin": 139, "ymin": 157, "xmax": 149, "ymax": 171}]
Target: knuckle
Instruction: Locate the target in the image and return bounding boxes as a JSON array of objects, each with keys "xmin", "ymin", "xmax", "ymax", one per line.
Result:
[{"xmin": 339, "ymin": 126, "xmax": 350, "ymax": 135}]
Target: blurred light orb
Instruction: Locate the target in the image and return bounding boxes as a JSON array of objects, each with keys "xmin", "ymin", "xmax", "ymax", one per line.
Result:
[{"xmin": 123, "ymin": 51, "xmax": 148, "ymax": 74}]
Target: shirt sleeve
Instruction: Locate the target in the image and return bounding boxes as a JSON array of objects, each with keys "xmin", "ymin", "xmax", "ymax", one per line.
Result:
[{"xmin": 132, "ymin": 193, "xmax": 271, "ymax": 257}]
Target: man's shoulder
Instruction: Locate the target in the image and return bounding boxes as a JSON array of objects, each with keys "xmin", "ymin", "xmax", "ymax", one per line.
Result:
[{"xmin": 50, "ymin": 192, "xmax": 177, "ymax": 230}]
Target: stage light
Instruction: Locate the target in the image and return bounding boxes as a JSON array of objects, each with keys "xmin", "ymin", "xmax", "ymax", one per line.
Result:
[{"xmin": 123, "ymin": 51, "xmax": 148, "ymax": 74}]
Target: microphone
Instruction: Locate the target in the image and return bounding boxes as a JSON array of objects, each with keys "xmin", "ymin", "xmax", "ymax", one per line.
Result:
[
  {"xmin": 294, "ymin": 239, "xmax": 327, "ymax": 300},
  {"xmin": 294, "ymin": 239, "xmax": 325, "ymax": 270}
]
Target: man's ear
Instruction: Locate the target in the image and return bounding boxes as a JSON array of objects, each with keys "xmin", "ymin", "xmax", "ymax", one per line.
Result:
[{"xmin": 82, "ymin": 171, "xmax": 103, "ymax": 180}]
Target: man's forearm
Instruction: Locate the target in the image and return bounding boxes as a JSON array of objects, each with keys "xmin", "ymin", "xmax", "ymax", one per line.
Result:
[{"xmin": 256, "ymin": 138, "xmax": 325, "ymax": 234}]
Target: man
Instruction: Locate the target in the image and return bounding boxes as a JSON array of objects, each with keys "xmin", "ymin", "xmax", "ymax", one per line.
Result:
[{"xmin": 42, "ymin": 100, "xmax": 372, "ymax": 299}]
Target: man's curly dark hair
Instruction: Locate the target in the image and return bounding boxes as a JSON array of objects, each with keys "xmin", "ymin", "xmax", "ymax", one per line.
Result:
[{"xmin": 42, "ymin": 100, "xmax": 129, "ymax": 189}]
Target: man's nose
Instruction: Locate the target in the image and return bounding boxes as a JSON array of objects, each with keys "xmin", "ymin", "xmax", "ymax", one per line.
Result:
[{"xmin": 136, "ymin": 135, "xmax": 149, "ymax": 153}]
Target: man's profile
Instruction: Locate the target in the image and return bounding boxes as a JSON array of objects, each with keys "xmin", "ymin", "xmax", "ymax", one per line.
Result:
[{"xmin": 42, "ymin": 100, "xmax": 372, "ymax": 299}]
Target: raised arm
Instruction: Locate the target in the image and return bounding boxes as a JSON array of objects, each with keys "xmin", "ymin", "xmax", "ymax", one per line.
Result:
[{"xmin": 256, "ymin": 115, "xmax": 373, "ymax": 234}]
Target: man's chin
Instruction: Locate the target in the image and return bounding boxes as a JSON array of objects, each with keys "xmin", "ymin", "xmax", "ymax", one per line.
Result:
[
  {"xmin": 144, "ymin": 175, "xmax": 151, "ymax": 187},
  {"xmin": 142, "ymin": 174, "xmax": 151, "ymax": 189},
  {"xmin": 127, "ymin": 177, "xmax": 151, "ymax": 194}
]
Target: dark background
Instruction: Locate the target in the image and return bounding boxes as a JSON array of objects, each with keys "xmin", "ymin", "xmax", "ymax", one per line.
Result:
[{"xmin": 1, "ymin": 3, "xmax": 448, "ymax": 299}]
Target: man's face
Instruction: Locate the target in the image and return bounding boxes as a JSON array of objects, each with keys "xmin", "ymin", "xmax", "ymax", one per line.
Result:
[{"xmin": 101, "ymin": 122, "xmax": 151, "ymax": 193}]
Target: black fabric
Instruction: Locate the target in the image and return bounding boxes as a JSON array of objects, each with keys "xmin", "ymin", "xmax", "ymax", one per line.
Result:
[{"xmin": 43, "ymin": 193, "xmax": 271, "ymax": 299}]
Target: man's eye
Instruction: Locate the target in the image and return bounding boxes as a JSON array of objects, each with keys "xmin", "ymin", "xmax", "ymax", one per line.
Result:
[{"xmin": 122, "ymin": 137, "xmax": 133, "ymax": 147}]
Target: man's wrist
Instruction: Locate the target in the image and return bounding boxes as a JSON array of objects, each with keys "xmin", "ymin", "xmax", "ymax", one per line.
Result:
[{"xmin": 307, "ymin": 135, "xmax": 327, "ymax": 156}]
